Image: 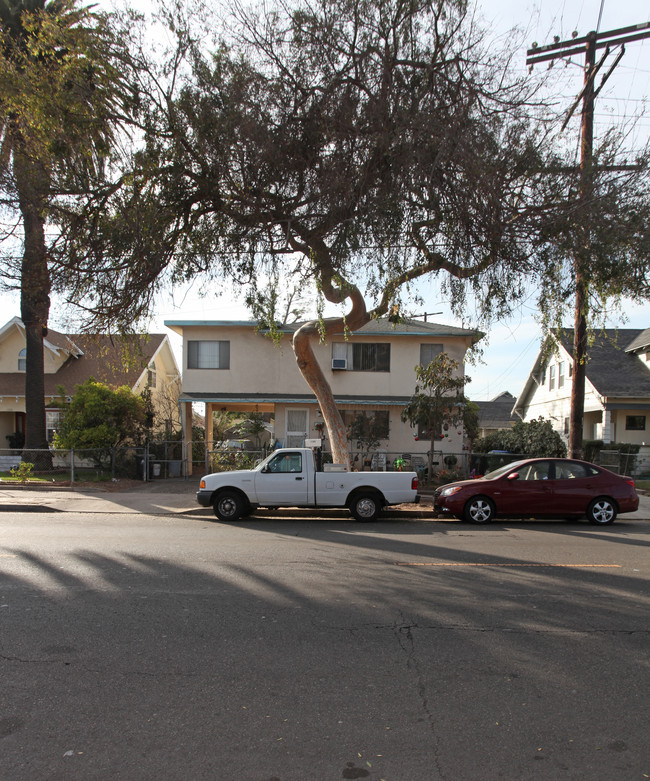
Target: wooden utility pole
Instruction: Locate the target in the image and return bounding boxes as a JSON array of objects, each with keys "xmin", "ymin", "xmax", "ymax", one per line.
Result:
[{"xmin": 527, "ymin": 22, "xmax": 650, "ymax": 459}]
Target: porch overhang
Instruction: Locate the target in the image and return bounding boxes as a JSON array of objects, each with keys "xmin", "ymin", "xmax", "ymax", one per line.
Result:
[{"xmin": 178, "ymin": 392, "xmax": 412, "ymax": 410}]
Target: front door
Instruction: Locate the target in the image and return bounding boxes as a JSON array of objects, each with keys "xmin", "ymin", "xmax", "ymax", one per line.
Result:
[{"xmin": 285, "ymin": 409, "xmax": 308, "ymax": 447}]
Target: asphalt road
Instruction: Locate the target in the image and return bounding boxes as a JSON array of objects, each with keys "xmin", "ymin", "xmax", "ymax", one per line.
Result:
[{"xmin": 1, "ymin": 510, "xmax": 649, "ymax": 781}]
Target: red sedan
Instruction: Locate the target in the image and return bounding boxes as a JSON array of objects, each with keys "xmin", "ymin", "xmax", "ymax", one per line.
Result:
[{"xmin": 433, "ymin": 458, "xmax": 639, "ymax": 525}]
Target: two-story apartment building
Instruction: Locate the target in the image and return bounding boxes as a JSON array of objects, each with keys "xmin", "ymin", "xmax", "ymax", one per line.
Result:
[
  {"xmin": 513, "ymin": 328, "xmax": 650, "ymax": 445},
  {"xmin": 0, "ymin": 317, "xmax": 181, "ymax": 448},
  {"xmin": 165, "ymin": 317, "xmax": 481, "ymax": 471}
]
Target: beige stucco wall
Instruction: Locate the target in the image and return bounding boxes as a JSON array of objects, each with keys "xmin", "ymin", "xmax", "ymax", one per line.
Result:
[
  {"xmin": 177, "ymin": 323, "xmax": 470, "ymax": 458},
  {"xmin": 0, "ymin": 327, "xmax": 69, "ymax": 374},
  {"xmin": 179, "ymin": 324, "xmax": 469, "ymax": 399},
  {"xmin": 131, "ymin": 340, "xmax": 181, "ymax": 429}
]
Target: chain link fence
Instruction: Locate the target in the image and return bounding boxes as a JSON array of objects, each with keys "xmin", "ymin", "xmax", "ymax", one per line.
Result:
[{"xmin": 3, "ymin": 443, "xmax": 647, "ymax": 485}]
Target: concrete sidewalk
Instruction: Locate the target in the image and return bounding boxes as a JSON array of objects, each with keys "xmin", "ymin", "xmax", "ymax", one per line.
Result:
[
  {"xmin": 0, "ymin": 478, "xmax": 647, "ymax": 520},
  {"xmin": 0, "ymin": 478, "xmax": 434, "ymax": 518}
]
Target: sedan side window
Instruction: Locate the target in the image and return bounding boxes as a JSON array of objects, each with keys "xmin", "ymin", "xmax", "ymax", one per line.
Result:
[
  {"xmin": 556, "ymin": 462, "xmax": 591, "ymax": 480},
  {"xmin": 519, "ymin": 462, "xmax": 551, "ymax": 481}
]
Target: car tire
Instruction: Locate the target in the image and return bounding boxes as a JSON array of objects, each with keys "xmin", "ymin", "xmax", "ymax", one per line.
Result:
[
  {"xmin": 463, "ymin": 496, "xmax": 495, "ymax": 524},
  {"xmin": 213, "ymin": 491, "xmax": 245, "ymax": 522},
  {"xmin": 586, "ymin": 497, "xmax": 617, "ymax": 525},
  {"xmin": 349, "ymin": 493, "xmax": 381, "ymax": 522}
]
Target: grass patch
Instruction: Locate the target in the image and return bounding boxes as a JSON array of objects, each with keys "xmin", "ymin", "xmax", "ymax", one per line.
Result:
[
  {"xmin": 636, "ymin": 480, "xmax": 650, "ymax": 491},
  {"xmin": 0, "ymin": 470, "xmax": 111, "ymax": 484}
]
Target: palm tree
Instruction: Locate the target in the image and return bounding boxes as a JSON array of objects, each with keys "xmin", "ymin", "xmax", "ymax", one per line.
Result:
[{"xmin": 0, "ymin": 0, "xmax": 133, "ymax": 465}]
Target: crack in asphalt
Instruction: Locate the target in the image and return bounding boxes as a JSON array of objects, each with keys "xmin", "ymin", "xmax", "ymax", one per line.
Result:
[{"xmin": 391, "ymin": 612, "xmax": 449, "ymax": 781}]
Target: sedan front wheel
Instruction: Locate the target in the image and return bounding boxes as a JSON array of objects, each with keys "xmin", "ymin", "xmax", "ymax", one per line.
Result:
[{"xmin": 463, "ymin": 496, "xmax": 495, "ymax": 524}]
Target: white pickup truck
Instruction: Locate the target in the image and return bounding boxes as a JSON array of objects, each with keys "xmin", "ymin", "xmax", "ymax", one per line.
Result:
[{"xmin": 197, "ymin": 448, "xmax": 420, "ymax": 521}]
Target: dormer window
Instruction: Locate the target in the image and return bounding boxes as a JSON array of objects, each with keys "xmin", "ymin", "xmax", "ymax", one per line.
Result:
[{"xmin": 18, "ymin": 348, "xmax": 26, "ymax": 371}]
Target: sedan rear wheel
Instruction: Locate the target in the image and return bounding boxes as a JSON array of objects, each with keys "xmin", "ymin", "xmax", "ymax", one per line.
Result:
[
  {"xmin": 586, "ymin": 497, "xmax": 617, "ymax": 525},
  {"xmin": 463, "ymin": 496, "xmax": 495, "ymax": 524}
]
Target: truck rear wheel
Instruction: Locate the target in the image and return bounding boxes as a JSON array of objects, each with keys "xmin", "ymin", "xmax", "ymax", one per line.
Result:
[
  {"xmin": 213, "ymin": 491, "xmax": 245, "ymax": 522},
  {"xmin": 349, "ymin": 493, "xmax": 381, "ymax": 522}
]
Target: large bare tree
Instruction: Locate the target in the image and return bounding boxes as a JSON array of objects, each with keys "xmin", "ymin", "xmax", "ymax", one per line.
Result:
[{"xmin": 61, "ymin": 0, "xmax": 572, "ymax": 464}]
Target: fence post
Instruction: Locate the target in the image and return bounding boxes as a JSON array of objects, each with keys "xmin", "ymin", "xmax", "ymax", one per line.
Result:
[{"xmin": 70, "ymin": 449, "xmax": 74, "ymax": 484}]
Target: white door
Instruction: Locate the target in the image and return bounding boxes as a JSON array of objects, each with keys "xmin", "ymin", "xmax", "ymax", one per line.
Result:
[{"xmin": 285, "ymin": 408, "xmax": 309, "ymax": 447}]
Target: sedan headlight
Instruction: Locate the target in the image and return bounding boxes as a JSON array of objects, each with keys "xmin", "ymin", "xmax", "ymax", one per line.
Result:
[{"xmin": 439, "ymin": 485, "xmax": 463, "ymax": 497}]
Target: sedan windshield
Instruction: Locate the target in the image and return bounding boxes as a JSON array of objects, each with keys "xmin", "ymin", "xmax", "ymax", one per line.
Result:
[{"xmin": 482, "ymin": 460, "xmax": 527, "ymax": 480}]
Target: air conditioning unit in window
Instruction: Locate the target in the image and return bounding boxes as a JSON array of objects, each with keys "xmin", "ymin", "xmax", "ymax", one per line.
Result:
[{"xmin": 332, "ymin": 358, "xmax": 347, "ymax": 370}]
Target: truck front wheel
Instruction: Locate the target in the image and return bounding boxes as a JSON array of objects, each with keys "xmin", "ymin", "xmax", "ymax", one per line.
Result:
[
  {"xmin": 213, "ymin": 491, "xmax": 245, "ymax": 522},
  {"xmin": 349, "ymin": 493, "xmax": 381, "ymax": 522}
]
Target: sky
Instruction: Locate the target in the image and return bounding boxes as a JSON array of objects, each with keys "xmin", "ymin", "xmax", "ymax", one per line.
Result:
[{"xmin": 1, "ymin": 0, "xmax": 648, "ymax": 400}]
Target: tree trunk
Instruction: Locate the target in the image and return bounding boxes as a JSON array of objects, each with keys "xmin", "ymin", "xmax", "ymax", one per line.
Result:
[
  {"xmin": 14, "ymin": 148, "xmax": 53, "ymax": 468},
  {"xmin": 292, "ymin": 298, "xmax": 371, "ymax": 466}
]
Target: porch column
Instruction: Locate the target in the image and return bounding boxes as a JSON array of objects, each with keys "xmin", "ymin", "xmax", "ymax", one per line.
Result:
[
  {"xmin": 182, "ymin": 401, "xmax": 194, "ymax": 476},
  {"xmin": 205, "ymin": 403, "xmax": 214, "ymax": 450},
  {"xmin": 601, "ymin": 409, "xmax": 612, "ymax": 444}
]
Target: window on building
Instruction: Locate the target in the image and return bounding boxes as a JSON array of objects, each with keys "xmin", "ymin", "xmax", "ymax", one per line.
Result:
[
  {"xmin": 332, "ymin": 343, "xmax": 390, "ymax": 372},
  {"xmin": 46, "ymin": 410, "xmax": 62, "ymax": 443},
  {"xmin": 188, "ymin": 340, "xmax": 230, "ymax": 369},
  {"xmin": 18, "ymin": 348, "xmax": 26, "ymax": 371},
  {"xmin": 626, "ymin": 415, "xmax": 646, "ymax": 431},
  {"xmin": 558, "ymin": 362, "xmax": 565, "ymax": 388},
  {"xmin": 549, "ymin": 364, "xmax": 556, "ymax": 390},
  {"xmin": 564, "ymin": 417, "xmax": 570, "ymax": 435},
  {"xmin": 147, "ymin": 367, "xmax": 157, "ymax": 388},
  {"xmin": 419, "ymin": 343, "xmax": 443, "ymax": 366}
]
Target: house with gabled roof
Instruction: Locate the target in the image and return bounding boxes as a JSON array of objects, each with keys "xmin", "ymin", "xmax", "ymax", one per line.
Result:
[
  {"xmin": 0, "ymin": 317, "xmax": 181, "ymax": 448},
  {"xmin": 513, "ymin": 328, "xmax": 650, "ymax": 446},
  {"xmin": 475, "ymin": 391, "xmax": 516, "ymax": 438},
  {"xmin": 165, "ymin": 317, "xmax": 482, "ymax": 472}
]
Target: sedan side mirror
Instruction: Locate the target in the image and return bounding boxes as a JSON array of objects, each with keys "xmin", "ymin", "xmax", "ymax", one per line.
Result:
[{"xmin": 507, "ymin": 472, "xmax": 520, "ymax": 481}]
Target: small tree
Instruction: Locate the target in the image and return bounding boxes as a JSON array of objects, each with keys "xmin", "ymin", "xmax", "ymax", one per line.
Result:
[
  {"xmin": 347, "ymin": 412, "xmax": 388, "ymax": 469},
  {"xmin": 401, "ymin": 355, "xmax": 469, "ymax": 481},
  {"xmin": 52, "ymin": 379, "xmax": 146, "ymax": 465},
  {"xmin": 236, "ymin": 412, "xmax": 268, "ymax": 449}
]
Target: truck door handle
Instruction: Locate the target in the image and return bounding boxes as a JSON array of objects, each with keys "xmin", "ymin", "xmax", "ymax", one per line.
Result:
[{"xmin": 295, "ymin": 476, "xmax": 303, "ymax": 480}]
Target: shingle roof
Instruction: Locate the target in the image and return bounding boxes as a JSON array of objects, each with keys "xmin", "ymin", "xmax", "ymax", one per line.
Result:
[
  {"xmin": 557, "ymin": 328, "xmax": 650, "ymax": 398},
  {"xmin": 476, "ymin": 391, "xmax": 516, "ymax": 429},
  {"xmin": 0, "ymin": 333, "xmax": 166, "ymax": 398},
  {"xmin": 625, "ymin": 328, "xmax": 650, "ymax": 354}
]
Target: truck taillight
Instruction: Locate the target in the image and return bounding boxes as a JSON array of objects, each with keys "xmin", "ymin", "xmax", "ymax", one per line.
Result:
[{"xmin": 411, "ymin": 476, "xmax": 418, "ymax": 490}]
